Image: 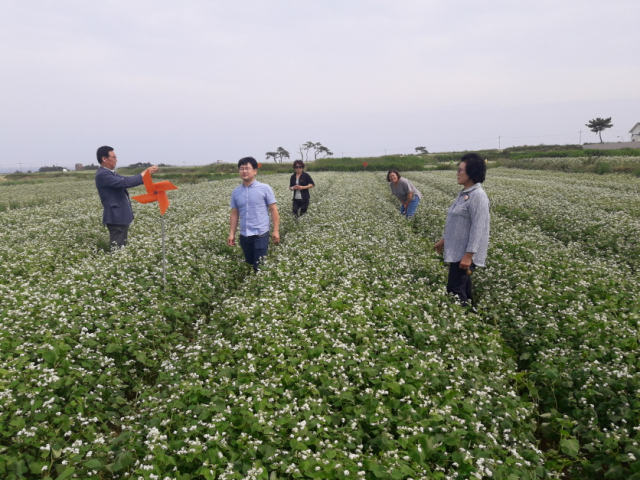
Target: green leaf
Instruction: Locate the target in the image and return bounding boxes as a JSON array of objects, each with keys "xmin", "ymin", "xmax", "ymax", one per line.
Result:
[
  {"xmin": 289, "ymin": 439, "xmax": 306, "ymax": 451},
  {"xmin": 112, "ymin": 451, "xmax": 133, "ymax": 471},
  {"xmin": 10, "ymin": 417, "xmax": 25, "ymax": 429},
  {"xmin": 560, "ymin": 438, "xmax": 580, "ymax": 457},
  {"xmin": 112, "ymin": 431, "xmax": 132, "ymax": 444},
  {"xmin": 43, "ymin": 350, "xmax": 58, "ymax": 364},
  {"xmin": 56, "ymin": 467, "xmax": 76, "ymax": 480},
  {"xmin": 85, "ymin": 459, "xmax": 104, "ymax": 469},
  {"xmin": 258, "ymin": 444, "xmax": 276, "ymax": 460},
  {"xmin": 29, "ymin": 462, "xmax": 46, "ymax": 474},
  {"xmin": 9, "ymin": 458, "xmax": 28, "ymax": 477},
  {"xmin": 390, "ymin": 468, "xmax": 405, "ymax": 479},
  {"xmin": 399, "ymin": 465, "xmax": 415, "ymax": 476},
  {"xmin": 545, "ymin": 368, "xmax": 559, "ymax": 380},
  {"xmin": 604, "ymin": 464, "xmax": 624, "ymax": 479},
  {"xmin": 366, "ymin": 462, "xmax": 388, "ymax": 479}
]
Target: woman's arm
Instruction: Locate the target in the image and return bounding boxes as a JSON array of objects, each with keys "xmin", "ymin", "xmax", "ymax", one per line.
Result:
[
  {"xmin": 433, "ymin": 238, "xmax": 444, "ymax": 255},
  {"xmin": 301, "ymin": 173, "xmax": 315, "ymax": 189},
  {"xmin": 459, "ymin": 252, "xmax": 474, "ymax": 270},
  {"xmin": 404, "ymin": 190, "xmax": 413, "ymax": 207}
]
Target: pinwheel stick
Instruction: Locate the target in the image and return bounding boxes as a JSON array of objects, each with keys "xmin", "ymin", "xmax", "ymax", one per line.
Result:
[
  {"xmin": 161, "ymin": 216, "xmax": 167, "ymax": 284},
  {"xmin": 131, "ymin": 170, "xmax": 178, "ymax": 285}
]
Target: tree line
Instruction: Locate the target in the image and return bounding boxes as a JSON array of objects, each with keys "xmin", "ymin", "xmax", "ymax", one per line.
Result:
[{"xmin": 266, "ymin": 142, "xmax": 333, "ymax": 163}]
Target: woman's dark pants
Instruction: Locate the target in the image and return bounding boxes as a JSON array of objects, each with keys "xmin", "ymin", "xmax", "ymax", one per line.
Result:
[
  {"xmin": 447, "ymin": 262, "xmax": 476, "ymax": 306},
  {"xmin": 292, "ymin": 199, "xmax": 309, "ymax": 217},
  {"xmin": 239, "ymin": 233, "xmax": 270, "ymax": 271}
]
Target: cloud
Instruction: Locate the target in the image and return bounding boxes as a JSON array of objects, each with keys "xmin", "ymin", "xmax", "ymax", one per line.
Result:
[{"xmin": 0, "ymin": 0, "xmax": 638, "ymax": 168}]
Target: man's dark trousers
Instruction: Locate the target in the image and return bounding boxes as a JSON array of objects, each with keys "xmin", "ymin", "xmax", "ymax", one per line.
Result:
[
  {"xmin": 239, "ymin": 233, "xmax": 270, "ymax": 271},
  {"xmin": 107, "ymin": 224, "xmax": 129, "ymax": 248}
]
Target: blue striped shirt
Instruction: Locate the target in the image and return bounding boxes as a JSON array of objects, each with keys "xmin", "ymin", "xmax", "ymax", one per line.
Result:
[
  {"xmin": 443, "ymin": 183, "xmax": 490, "ymax": 267},
  {"xmin": 230, "ymin": 180, "xmax": 277, "ymax": 236}
]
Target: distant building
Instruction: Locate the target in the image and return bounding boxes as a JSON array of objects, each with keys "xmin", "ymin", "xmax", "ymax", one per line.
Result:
[
  {"xmin": 630, "ymin": 122, "xmax": 640, "ymax": 142},
  {"xmin": 75, "ymin": 163, "xmax": 84, "ymax": 171}
]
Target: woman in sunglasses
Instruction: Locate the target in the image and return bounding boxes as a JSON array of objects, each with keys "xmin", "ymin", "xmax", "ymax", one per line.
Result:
[{"xmin": 289, "ymin": 160, "xmax": 315, "ymax": 217}]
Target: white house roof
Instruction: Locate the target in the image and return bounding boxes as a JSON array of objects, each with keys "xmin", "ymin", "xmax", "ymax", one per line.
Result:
[{"xmin": 630, "ymin": 122, "xmax": 640, "ymax": 133}]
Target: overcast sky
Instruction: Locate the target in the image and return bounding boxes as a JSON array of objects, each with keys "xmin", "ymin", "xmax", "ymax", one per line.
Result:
[{"xmin": 1, "ymin": 1, "xmax": 638, "ymax": 171}]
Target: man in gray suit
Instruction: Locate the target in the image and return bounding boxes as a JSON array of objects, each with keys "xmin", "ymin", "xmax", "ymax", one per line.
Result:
[{"xmin": 95, "ymin": 146, "xmax": 158, "ymax": 248}]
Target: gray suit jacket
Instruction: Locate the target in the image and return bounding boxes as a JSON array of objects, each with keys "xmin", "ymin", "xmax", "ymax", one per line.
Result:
[{"xmin": 95, "ymin": 167, "xmax": 143, "ymax": 225}]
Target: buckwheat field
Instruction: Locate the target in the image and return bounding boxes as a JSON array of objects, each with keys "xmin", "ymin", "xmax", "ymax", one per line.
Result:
[{"xmin": 1, "ymin": 170, "xmax": 639, "ymax": 479}]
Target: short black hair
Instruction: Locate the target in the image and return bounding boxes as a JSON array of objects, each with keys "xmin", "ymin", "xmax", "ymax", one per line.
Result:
[
  {"xmin": 238, "ymin": 156, "xmax": 258, "ymax": 170},
  {"xmin": 96, "ymin": 146, "xmax": 114, "ymax": 164},
  {"xmin": 460, "ymin": 153, "xmax": 486, "ymax": 184},
  {"xmin": 386, "ymin": 169, "xmax": 401, "ymax": 182},
  {"xmin": 293, "ymin": 160, "xmax": 304, "ymax": 169}
]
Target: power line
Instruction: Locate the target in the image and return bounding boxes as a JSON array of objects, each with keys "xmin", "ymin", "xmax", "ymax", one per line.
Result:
[{"xmin": 501, "ymin": 131, "xmax": 580, "ymax": 139}]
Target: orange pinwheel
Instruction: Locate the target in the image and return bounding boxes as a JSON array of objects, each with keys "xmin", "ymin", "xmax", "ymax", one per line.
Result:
[{"xmin": 132, "ymin": 170, "xmax": 178, "ymax": 215}]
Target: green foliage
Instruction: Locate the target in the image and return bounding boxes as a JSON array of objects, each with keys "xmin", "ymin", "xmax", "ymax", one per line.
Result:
[
  {"xmin": 3, "ymin": 169, "xmax": 640, "ymax": 479},
  {"xmin": 307, "ymin": 155, "xmax": 426, "ymax": 172},
  {"xmin": 408, "ymin": 169, "xmax": 640, "ymax": 479},
  {"xmin": 497, "ymin": 155, "xmax": 640, "ymax": 174},
  {"xmin": 593, "ymin": 161, "xmax": 612, "ymax": 174},
  {"xmin": 503, "ymin": 144, "xmax": 583, "ymax": 155},
  {"xmin": 0, "ymin": 173, "xmax": 543, "ymax": 479},
  {"xmin": 38, "ymin": 165, "xmax": 65, "ymax": 172},
  {"xmin": 511, "ymin": 148, "xmax": 640, "ymax": 160},
  {"xmin": 435, "ymin": 163, "xmax": 456, "ymax": 170}
]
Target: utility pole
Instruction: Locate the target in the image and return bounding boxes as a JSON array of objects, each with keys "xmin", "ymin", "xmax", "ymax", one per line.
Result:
[
  {"xmin": 384, "ymin": 149, "xmax": 387, "ymax": 156},
  {"xmin": 498, "ymin": 136, "xmax": 501, "ymax": 150},
  {"xmin": 579, "ymin": 130, "xmax": 582, "ymax": 145},
  {"xmin": 18, "ymin": 162, "xmax": 23, "ymax": 172}
]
